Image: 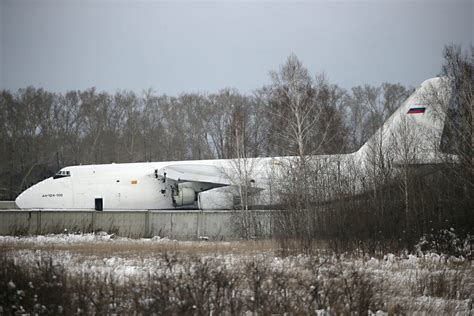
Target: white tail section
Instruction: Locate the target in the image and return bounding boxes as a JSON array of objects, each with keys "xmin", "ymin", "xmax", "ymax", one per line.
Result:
[{"xmin": 356, "ymin": 77, "xmax": 452, "ymax": 166}]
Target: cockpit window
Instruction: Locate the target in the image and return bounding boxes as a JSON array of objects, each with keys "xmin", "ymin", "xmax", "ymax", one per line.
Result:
[{"xmin": 53, "ymin": 170, "xmax": 71, "ymax": 179}]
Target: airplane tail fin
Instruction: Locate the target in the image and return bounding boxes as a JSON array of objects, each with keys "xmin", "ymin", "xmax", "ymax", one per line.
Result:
[{"xmin": 356, "ymin": 77, "xmax": 455, "ymax": 166}]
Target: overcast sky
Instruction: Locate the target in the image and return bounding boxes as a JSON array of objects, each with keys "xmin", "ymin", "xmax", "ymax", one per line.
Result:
[{"xmin": 0, "ymin": 0, "xmax": 472, "ymax": 95}]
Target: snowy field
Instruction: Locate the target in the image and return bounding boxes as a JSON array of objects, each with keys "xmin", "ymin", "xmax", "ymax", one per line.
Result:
[{"xmin": 1, "ymin": 233, "xmax": 473, "ymax": 315}]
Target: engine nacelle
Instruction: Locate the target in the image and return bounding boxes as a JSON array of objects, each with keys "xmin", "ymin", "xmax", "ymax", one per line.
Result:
[
  {"xmin": 172, "ymin": 186, "xmax": 195, "ymax": 207},
  {"xmin": 197, "ymin": 187, "xmax": 236, "ymax": 210}
]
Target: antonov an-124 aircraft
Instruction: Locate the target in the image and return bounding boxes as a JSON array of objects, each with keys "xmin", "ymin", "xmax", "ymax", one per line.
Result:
[{"xmin": 15, "ymin": 78, "xmax": 454, "ymax": 211}]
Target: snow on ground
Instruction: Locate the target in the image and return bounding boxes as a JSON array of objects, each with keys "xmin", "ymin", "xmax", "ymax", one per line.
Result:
[{"xmin": 1, "ymin": 233, "xmax": 473, "ymax": 314}]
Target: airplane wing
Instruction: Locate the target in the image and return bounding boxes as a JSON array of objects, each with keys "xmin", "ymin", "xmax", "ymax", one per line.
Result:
[{"xmin": 157, "ymin": 164, "xmax": 233, "ymax": 185}]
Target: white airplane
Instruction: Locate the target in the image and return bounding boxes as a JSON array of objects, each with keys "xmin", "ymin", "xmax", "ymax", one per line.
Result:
[{"xmin": 15, "ymin": 78, "xmax": 453, "ymax": 210}]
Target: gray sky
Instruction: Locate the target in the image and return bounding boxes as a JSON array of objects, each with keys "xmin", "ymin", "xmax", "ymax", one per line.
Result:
[{"xmin": 1, "ymin": 0, "xmax": 472, "ymax": 95}]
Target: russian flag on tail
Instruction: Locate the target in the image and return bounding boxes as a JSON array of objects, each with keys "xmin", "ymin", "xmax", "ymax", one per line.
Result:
[{"xmin": 407, "ymin": 106, "xmax": 426, "ymax": 114}]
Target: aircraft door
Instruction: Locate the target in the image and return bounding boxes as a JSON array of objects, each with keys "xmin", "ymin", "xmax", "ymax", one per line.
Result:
[{"xmin": 95, "ymin": 197, "xmax": 103, "ymax": 211}]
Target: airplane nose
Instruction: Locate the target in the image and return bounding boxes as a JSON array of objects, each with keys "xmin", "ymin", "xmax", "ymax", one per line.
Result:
[
  {"xmin": 15, "ymin": 191, "xmax": 28, "ymax": 209},
  {"xmin": 15, "ymin": 181, "xmax": 44, "ymax": 209},
  {"xmin": 15, "ymin": 177, "xmax": 71, "ymax": 209}
]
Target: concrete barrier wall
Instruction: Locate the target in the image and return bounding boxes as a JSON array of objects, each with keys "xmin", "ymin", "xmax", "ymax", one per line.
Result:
[
  {"xmin": 0, "ymin": 201, "xmax": 17, "ymax": 209},
  {"xmin": 200, "ymin": 211, "xmax": 233, "ymax": 239},
  {"xmin": 149, "ymin": 212, "xmax": 200, "ymax": 240},
  {"xmin": 0, "ymin": 210, "xmax": 273, "ymax": 240},
  {"xmin": 38, "ymin": 211, "xmax": 93, "ymax": 234},
  {"xmin": 94, "ymin": 211, "xmax": 148, "ymax": 238},
  {"xmin": 0, "ymin": 211, "xmax": 39, "ymax": 235}
]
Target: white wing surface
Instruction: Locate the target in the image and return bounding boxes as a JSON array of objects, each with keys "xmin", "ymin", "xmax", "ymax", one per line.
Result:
[{"xmin": 158, "ymin": 164, "xmax": 232, "ymax": 185}]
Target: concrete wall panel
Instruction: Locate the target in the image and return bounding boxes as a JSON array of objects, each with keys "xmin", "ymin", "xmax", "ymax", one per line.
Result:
[
  {"xmin": 0, "ymin": 211, "xmax": 38, "ymax": 235},
  {"xmin": 168, "ymin": 212, "xmax": 198, "ymax": 240},
  {"xmin": 148, "ymin": 212, "xmax": 173, "ymax": 237},
  {"xmin": 200, "ymin": 211, "xmax": 234, "ymax": 239},
  {"xmin": 93, "ymin": 211, "xmax": 147, "ymax": 238},
  {"xmin": 0, "ymin": 201, "xmax": 18, "ymax": 209},
  {"xmin": 38, "ymin": 211, "xmax": 93, "ymax": 234}
]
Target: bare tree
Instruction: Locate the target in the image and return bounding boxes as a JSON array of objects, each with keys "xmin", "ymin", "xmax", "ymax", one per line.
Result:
[
  {"xmin": 267, "ymin": 55, "xmax": 350, "ymax": 251},
  {"xmin": 420, "ymin": 45, "xmax": 474, "ymax": 235},
  {"xmin": 441, "ymin": 45, "xmax": 473, "ymax": 194},
  {"xmin": 390, "ymin": 115, "xmax": 419, "ymax": 229},
  {"xmin": 268, "ymin": 54, "xmax": 315, "ymax": 158}
]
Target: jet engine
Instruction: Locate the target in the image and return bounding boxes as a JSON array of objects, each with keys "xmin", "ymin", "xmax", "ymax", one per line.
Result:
[
  {"xmin": 197, "ymin": 187, "xmax": 237, "ymax": 210},
  {"xmin": 172, "ymin": 184, "xmax": 196, "ymax": 207}
]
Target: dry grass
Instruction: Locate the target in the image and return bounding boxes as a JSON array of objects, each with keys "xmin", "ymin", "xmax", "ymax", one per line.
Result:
[
  {"xmin": 0, "ymin": 237, "xmax": 279, "ymax": 258},
  {"xmin": 1, "ymin": 234, "xmax": 472, "ymax": 314}
]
